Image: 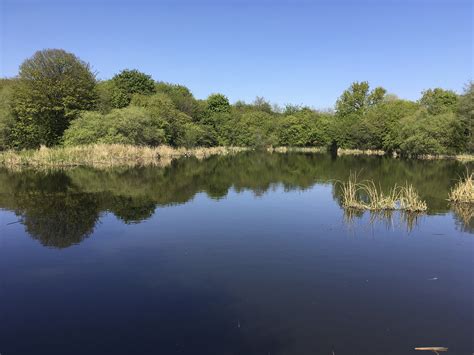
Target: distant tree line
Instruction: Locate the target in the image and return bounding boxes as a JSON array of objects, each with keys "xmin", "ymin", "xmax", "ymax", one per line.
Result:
[{"xmin": 0, "ymin": 49, "xmax": 472, "ymax": 155}]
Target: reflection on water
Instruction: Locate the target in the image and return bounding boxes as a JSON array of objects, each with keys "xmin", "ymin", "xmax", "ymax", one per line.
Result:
[
  {"xmin": 0, "ymin": 152, "xmax": 471, "ymax": 247},
  {"xmin": 343, "ymin": 208, "xmax": 426, "ymax": 233},
  {"xmin": 0, "ymin": 152, "xmax": 473, "ymax": 355}
]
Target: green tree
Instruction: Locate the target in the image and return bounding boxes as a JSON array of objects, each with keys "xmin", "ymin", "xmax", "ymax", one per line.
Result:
[
  {"xmin": 399, "ymin": 110, "xmax": 462, "ymax": 155},
  {"xmin": 457, "ymin": 82, "xmax": 473, "ymax": 152},
  {"xmin": 131, "ymin": 93, "xmax": 193, "ymax": 146},
  {"xmin": 419, "ymin": 88, "xmax": 458, "ymax": 115},
  {"xmin": 335, "ymin": 81, "xmax": 386, "ymax": 117},
  {"xmin": 0, "ymin": 79, "xmax": 16, "ymax": 150},
  {"xmin": 155, "ymin": 82, "xmax": 198, "ymax": 117},
  {"xmin": 206, "ymin": 93, "xmax": 231, "ymax": 114},
  {"xmin": 10, "ymin": 49, "xmax": 97, "ymax": 148},
  {"xmin": 110, "ymin": 69, "xmax": 156, "ymax": 108}
]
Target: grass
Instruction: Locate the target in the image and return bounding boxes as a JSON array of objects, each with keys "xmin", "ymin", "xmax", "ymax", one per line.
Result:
[
  {"xmin": 268, "ymin": 146, "xmax": 326, "ymax": 153},
  {"xmin": 337, "ymin": 148, "xmax": 385, "ymax": 156},
  {"xmin": 448, "ymin": 172, "xmax": 474, "ymax": 204},
  {"xmin": 339, "ymin": 173, "xmax": 427, "ymax": 212},
  {"xmin": 0, "ymin": 144, "xmax": 248, "ymax": 169}
]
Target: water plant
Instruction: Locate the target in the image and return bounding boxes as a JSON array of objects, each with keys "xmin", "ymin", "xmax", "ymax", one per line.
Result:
[
  {"xmin": 448, "ymin": 172, "xmax": 474, "ymax": 204},
  {"xmin": 339, "ymin": 173, "xmax": 427, "ymax": 212}
]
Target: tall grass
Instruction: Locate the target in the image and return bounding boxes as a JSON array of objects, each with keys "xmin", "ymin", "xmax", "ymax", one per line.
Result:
[
  {"xmin": 448, "ymin": 172, "xmax": 474, "ymax": 204},
  {"xmin": 399, "ymin": 183, "xmax": 428, "ymax": 212},
  {"xmin": 0, "ymin": 144, "xmax": 248, "ymax": 169},
  {"xmin": 339, "ymin": 173, "xmax": 427, "ymax": 212}
]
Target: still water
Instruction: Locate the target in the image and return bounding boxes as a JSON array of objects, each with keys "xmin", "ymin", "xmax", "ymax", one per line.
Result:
[{"xmin": 0, "ymin": 152, "xmax": 472, "ymax": 355}]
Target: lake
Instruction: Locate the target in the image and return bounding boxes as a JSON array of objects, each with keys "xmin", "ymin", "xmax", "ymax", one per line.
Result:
[{"xmin": 0, "ymin": 152, "xmax": 472, "ymax": 355}]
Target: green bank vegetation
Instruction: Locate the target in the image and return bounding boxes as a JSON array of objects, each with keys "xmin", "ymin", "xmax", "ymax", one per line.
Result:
[
  {"xmin": 0, "ymin": 48, "xmax": 472, "ymax": 163},
  {"xmin": 340, "ymin": 172, "xmax": 427, "ymax": 212}
]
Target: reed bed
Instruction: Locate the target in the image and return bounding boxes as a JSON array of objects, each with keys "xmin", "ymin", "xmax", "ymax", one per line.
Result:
[
  {"xmin": 268, "ymin": 146, "xmax": 326, "ymax": 153},
  {"xmin": 339, "ymin": 173, "xmax": 427, "ymax": 212},
  {"xmin": 0, "ymin": 144, "xmax": 248, "ymax": 169},
  {"xmin": 337, "ymin": 148, "xmax": 385, "ymax": 156},
  {"xmin": 448, "ymin": 172, "xmax": 474, "ymax": 204}
]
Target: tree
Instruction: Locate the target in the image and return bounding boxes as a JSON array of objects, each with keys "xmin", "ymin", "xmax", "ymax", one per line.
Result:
[
  {"xmin": 419, "ymin": 88, "xmax": 458, "ymax": 115},
  {"xmin": 110, "ymin": 69, "xmax": 156, "ymax": 108},
  {"xmin": 206, "ymin": 93, "xmax": 231, "ymax": 114},
  {"xmin": 457, "ymin": 82, "xmax": 473, "ymax": 152},
  {"xmin": 335, "ymin": 81, "xmax": 386, "ymax": 117},
  {"xmin": 10, "ymin": 49, "xmax": 97, "ymax": 148},
  {"xmin": 0, "ymin": 79, "xmax": 15, "ymax": 150},
  {"xmin": 155, "ymin": 82, "xmax": 198, "ymax": 117}
]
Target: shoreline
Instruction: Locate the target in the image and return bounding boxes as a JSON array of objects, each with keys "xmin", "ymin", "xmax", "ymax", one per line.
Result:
[{"xmin": 0, "ymin": 144, "xmax": 472, "ymax": 169}]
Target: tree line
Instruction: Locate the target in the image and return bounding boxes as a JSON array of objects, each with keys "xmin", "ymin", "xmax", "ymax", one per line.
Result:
[{"xmin": 0, "ymin": 49, "xmax": 472, "ymax": 155}]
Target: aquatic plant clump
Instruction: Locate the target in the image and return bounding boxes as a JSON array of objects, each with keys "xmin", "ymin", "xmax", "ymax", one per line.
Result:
[
  {"xmin": 449, "ymin": 173, "xmax": 474, "ymax": 204},
  {"xmin": 339, "ymin": 174, "xmax": 427, "ymax": 212}
]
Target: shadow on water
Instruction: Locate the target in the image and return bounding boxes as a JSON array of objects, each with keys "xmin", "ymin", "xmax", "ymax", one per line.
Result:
[{"xmin": 0, "ymin": 151, "xmax": 471, "ymax": 247}]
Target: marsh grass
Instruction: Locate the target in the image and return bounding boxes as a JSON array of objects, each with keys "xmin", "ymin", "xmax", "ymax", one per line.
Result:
[
  {"xmin": 399, "ymin": 183, "xmax": 428, "ymax": 212},
  {"xmin": 337, "ymin": 148, "xmax": 385, "ymax": 156},
  {"xmin": 339, "ymin": 173, "xmax": 427, "ymax": 212},
  {"xmin": 0, "ymin": 144, "xmax": 248, "ymax": 169},
  {"xmin": 448, "ymin": 172, "xmax": 474, "ymax": 204}
]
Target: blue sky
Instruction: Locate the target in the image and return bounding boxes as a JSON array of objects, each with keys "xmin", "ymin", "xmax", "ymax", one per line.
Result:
[{"xmin": 0, "ymin": 0, "xmax": 472, "ymax": 108}]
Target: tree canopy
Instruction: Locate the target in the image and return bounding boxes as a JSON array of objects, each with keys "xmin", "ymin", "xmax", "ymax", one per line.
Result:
[
  {"xmin": 10, "ymin": 49, "xmax": 97, "ymax": 148},
  {"xmin": 0, "ymin": 49, "xmax": 471, "ymax": 156}
]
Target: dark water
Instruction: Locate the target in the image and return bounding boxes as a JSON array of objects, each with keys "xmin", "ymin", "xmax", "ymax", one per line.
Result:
[{"xmin": 0, "ymin": 152, "xmax": 472, "ymax": 355}]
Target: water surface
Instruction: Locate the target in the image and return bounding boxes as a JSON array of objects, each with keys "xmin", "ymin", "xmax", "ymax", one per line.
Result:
[{"xmin": 0, "ymin": 152, "xmax": 472, "ymax": 354}]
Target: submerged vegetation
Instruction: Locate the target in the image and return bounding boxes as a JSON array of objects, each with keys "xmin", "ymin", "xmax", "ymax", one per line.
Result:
[
  {"xmin": 340, "ymin": 173, "xmax": 427, "ymax": 212},
  {"xmin": 0, "ymin": 49, "xmax": 472, "ymax": 163},
  {"xmin": 449, "ymin": 172, "xmax": 474, "ymax": 204}
]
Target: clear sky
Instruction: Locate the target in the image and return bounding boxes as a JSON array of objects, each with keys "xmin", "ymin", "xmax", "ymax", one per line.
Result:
[{"xmin": 0, "ymin": 0, "xmax": 472, "ymax": 108}]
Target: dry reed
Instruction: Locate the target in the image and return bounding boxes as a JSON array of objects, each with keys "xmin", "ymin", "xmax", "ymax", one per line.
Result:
[
  {"xmin": 448, "ymin": 172, "xmax": 474, "ymax": 204},
  {"xmin": 339, "ymin": 173, "xmax": 427, "ymax": 212},
  {"xmin": 0, "ymin": 144, "xmax": 248, "ymax": 169}
]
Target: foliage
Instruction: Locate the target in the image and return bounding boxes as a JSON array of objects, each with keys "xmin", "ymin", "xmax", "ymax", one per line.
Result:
[
  {"xmin": 399, "ymin": 110, "xmax": 463, "ymax": 156},
  {"xmin": 206, "ymin": 93, "xmax": 231, "ymax": 114},
  {"xmin": 110, "ymin": 69, "xmax": 156, "ymax": 108},
  {"xmin": 10, "ymin": 49, "xmax": 97, "ymax": 148},
  {"xmin": 457, "ymin": 82, "xmax": 473, "ymax": 152},
  {"xmin": 335, "ymin": 81, "xmax": 386, "ymax": 117},
  {"xmin": 63, "ymin": 107, "xmax": 167, "ymax": 146},
  {"xmin": 0, "ymin": 79, "xmax": 15, "ymax": 150},
  {"xmin": 155, "ymin": 82, "xmax": 199, "ymax": 117},
  {"xmin": 419, "ymin": 88, "xmax": 458, "ymax": 115},
  {"xmin": 1, "ymin": 49, "xmax": 471, "ymax": 156}
]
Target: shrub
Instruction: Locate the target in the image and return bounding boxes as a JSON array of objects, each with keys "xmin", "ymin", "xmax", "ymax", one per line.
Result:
[{"xmin": 63, "ymin": 107, "xmax": 167, "ymax": 146}]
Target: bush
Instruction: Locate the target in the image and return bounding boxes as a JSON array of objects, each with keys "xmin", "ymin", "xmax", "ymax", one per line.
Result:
[
  {"xmin": 399, "ymin": 110, "xmax": 462, "ymax": 155},
  {"xmin": 63, "ymin": 107, "xmax": 167, "ymax": 146}
]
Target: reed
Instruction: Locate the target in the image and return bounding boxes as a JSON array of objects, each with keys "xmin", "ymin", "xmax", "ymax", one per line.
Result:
[
  {"xmin": 448, "ymin": 172, "xmax": 474, "ymax": 204},
  {"xmin": 398, "ymin": 183, "xmax": 428, "ymax": 212},
  {"xmin": 337, "ymin": 148, "xmax": 385, "ymax": 156},
  {"xmin": 340, "ymin": 172, "xmax": 365, "ymax": 209},
  {"xmin": 268, "ymin": 146, "xmax": 326, "ymax": 153},
  {"xmin": 0, "ymin": 144, "xmax": 248, "ymax": 169},
  {"xmin": 339, "ymin": 173, "xmax": 427, "ymax": 212}
]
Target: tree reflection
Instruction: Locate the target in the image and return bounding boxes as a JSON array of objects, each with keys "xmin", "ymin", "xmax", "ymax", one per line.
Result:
[
  {"xmin": 0, "ymin": 152, "xmax": 471, "ymax": 248},
  {"xmin": 17, "ymin": 192, "xmax": 101, "ymax": 248}
]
